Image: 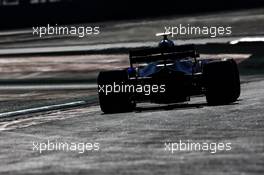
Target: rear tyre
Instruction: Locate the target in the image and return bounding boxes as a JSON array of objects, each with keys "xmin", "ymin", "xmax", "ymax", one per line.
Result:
[
  {"xmin": 97, "ymin": 70, "xmax": 135, "ymax": 113},
  {"xmin": 203, "ymin": 59, "xmax": 240, "ymax": 105}
]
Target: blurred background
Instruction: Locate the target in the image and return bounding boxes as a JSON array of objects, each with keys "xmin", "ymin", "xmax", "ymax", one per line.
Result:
[{"xmin": 0, "ymin": 0, "xmax": 264, "ymax": 29}]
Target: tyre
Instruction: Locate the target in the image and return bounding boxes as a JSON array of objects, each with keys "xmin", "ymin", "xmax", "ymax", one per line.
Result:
[
  {"xmin": 203, "ymin": 59, "xmax": 240, "ymax": 105},
  {"xmin": 97, "ymin": 70, "xmax": 135, "ymax": 113}
]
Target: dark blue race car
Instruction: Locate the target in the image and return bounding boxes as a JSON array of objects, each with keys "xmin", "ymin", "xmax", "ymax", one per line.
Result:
[{"xmin": 97, "ymin": 34, "xmax": 240, "ymax": 113}]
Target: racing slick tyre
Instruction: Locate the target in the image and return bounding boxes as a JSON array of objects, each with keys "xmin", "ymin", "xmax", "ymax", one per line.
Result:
[
  {"xmin": 203, "ymin": 59, "xmax": 240, "ymax": 105},
  {"xmin": 97, "ymin": 70, "xmax": 135, "ymax": 113}
]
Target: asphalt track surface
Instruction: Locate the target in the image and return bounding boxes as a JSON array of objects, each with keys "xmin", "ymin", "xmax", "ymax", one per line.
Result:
[
  {"xmin": 0, "ymin": 8, "xmax": 263, "ymax": 175},
  {"xmin": 0, "ymin": 75, "xmax": 263, "ymax": 174}
]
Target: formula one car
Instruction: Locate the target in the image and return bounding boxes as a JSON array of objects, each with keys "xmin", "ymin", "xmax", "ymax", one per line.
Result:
[{"xmin": 97, "ymin": 34, "xmax": 240, "ymax": 113}]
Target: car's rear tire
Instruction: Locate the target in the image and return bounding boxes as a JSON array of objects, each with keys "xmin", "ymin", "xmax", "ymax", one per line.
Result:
[
  {"xmin": 97, "ymin": 70, "xmax": 135, "ymax": 113},
  {"xmin": 203, "ymin": 59, "xmax": 240, "ymax": 105}
]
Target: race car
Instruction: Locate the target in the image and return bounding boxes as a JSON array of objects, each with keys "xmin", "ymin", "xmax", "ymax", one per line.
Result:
[{"xmin": 97, "ymin": 34, "xmax": 240, "ymax": 113}]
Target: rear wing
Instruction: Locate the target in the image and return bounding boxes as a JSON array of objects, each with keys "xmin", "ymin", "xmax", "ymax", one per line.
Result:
[{"xmin": 129, "ymin": 45, "xmax": 199, "ymax": 66}]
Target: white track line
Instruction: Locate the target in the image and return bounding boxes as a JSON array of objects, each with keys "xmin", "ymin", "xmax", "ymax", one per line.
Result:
[
  {"xmin": 1, "ymin": 36, "xmax": 261, "ymax": 56},
  {"xmin": 0, "ymin": 101, "xmax": 87, "ymax": 119},
  {"xmin": 0, "ymin": 84, "xmax": 97, "ymax": 90}
]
